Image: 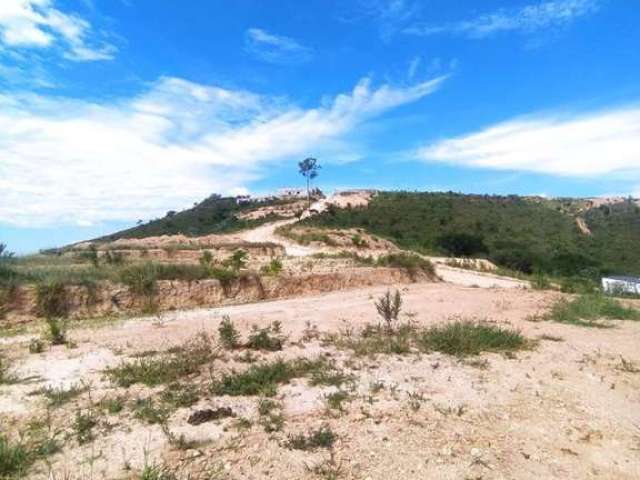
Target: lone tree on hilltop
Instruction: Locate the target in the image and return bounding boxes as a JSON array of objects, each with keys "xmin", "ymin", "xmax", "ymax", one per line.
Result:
[{"xmin": 298, "ymin": 157, "xmax": 321, "ymax": 208}]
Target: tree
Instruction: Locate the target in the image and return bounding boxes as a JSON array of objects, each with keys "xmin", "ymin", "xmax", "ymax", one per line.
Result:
[{"xmin": 298, "ymin": 157, "xmax": 321, "ymax": 208}]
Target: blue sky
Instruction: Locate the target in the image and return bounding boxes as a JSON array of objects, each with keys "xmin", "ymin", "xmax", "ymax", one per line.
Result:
[{"xmin": 1, "ymin": 0, "xmax": 639, "ymax": 253}]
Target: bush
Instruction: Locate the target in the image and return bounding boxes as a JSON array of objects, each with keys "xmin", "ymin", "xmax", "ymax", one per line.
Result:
[
  {"xmin": 418, "ymin": 320, "xmax": 528, "ymax": 356},
  {"xmin": 36, "ymin": 280, "xmax": 68, "ymax": 318},
  {"xmin": 218, "ymin": 316, "xmax": 240, "ymax": 350}
]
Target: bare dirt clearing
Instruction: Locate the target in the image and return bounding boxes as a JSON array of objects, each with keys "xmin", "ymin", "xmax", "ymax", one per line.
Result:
[{"xmin": 2, "ymin": 282, "xmax": 640, "ymax": 479}]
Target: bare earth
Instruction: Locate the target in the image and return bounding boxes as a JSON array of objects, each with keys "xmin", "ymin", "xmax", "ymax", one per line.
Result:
[{"xmin": 2, "ymin": 281, "xmax": 640, "ymax": 479}]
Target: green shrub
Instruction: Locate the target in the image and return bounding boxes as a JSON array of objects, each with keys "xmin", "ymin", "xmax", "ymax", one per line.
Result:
[
  {"xmin": 545, "ymin": 294, "xmax": 640, "ymax": 327},
  {"xmin": 436, "ymin": 232, "xmax": 488, "ymax": 257},
  {"xmin": 0, "ymin": 356, "xmax": 18, "ymax": 385},
  {"xmin": 218, "ymin": 315, "xmax": 240, "ymax": 349},
  {"xmin": 36, "ymin": 383, "xmax": 87, "ymax": 407},
  {"xmin": 73, "ymin": 410, "xmax": 96, "ymax": 444},
  {"xmin": 418, "ymin": 320, "xmax": 528, "ymax": 356}
]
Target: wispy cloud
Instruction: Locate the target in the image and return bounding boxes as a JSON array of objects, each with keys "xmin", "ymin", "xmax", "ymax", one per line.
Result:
[
  {"xmin": 0, "ymin": 75, "xmax": 445, "ymax": 227},
  {"xmin": 404, "ymin": 0, "xmax": 598, "ymax": 38},
  {"xmin": 342, "ymin": 0, "xmax": 419, "ymax": 42},
  {"xmin": 244, "ymin": 28, "xmax": 312, "ymax": 65},
  {"xmin": 417, "ymin": 106, "xmax": 640, "ymax": 177},
  {"xmin": 0, "ymin": 0, "xmax": 115, "ymax": 61}
]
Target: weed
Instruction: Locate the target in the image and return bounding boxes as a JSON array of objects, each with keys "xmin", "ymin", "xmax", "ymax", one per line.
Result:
[
  {"xmin": 45, "ymin": 317, "xmax": 67, "ymax": 345},
  {"xmin": 545, "ymin": 294, "xmax": 640, "ymax": 327},
  {"xmin": 211, "ymin": 358, "xmax": 322, "ymax": 397},
  {"xmin": 160, "ymin": 383, "xmax": 200, "ymax": 408},
  {"xmin": 132, "ymin": 398, "xmax": 170, "ymax": 424},
  {"xmin": 618, "ymin": 356, "xmax": 640, "ymax": 373},
  {"xmin": 376, "ymin": 253, "xmax": 436, "ymax": 279},
  {"xmin": 407, "ymin": 391, "xmax": 425, "ymax": 411},
  {"xmin": 246, "ymin": 322, "xmax": 284, "ymax": 351},
  {"xmin": 36, "ymin": 383, "xmax": 88, "ymax": 407},
  {"xmin": 538, "ymin": 334, "xmax": 564, "ymax": 342},
  {"xmin": 0, "ymin": 435, "xmax": 30, "ymax": 478},
  {"xmin": 325, "ymin": 390, "xmax": 350, "ymax": 412},
  {"xmin": 0, "ymin": 356, "xmax": 18, "ymax": 385},
  {"xmin": 120, "ymin": 263, "xmax": 158, "ymax": 309},
  {"xmin": 73, "ymin": 410, "xmax": 97, "ymax": 444},
  {"xmin": 375, "ymin": 289, "xmax": 402, "ymax": 333},
  {"xmin": 418, "ymin": 320, "xmax": 528, "ymax": 357},
  {"xmin": 286, "ymin": 426, "xmax": 336, "ymax": 450},
  {"xmin": 139, "ymin": 463, "xmax": 177, "ymax": 480},
  {"xmin": 218, "ymin": 315, "xmax": 240, "ymax": 350},
  {"xmin": 99, "ymin": 395, "xmax": 126, "ymax": 414}
]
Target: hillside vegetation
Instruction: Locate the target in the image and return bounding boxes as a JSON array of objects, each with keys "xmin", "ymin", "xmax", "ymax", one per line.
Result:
[
  {"xmin": 99, "ymin": 194, "xmax": 289, "ymax": 241},
  {"xmin": 302, "ymin": 192, "xmax": 640, "ymax": 277}
]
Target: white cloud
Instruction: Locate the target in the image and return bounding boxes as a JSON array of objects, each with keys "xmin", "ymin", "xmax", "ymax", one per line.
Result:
[
  {"xmin": 244, "ymin": 28, "xmax": 312, "ymax": 65},
  {"xmin": 0, "ymin": 75, "xmax": 445, "ymax": 227},
  {"xmin": 404, "ymin": 0, "xmax": 597, "ymax": 38},
  {"xmin": 0, "ymin": 0, "xmax": 115, "ymax": 61},
  {"xmin": 417, "ymin": 106, "xmax": 640, "ymax": 177}
]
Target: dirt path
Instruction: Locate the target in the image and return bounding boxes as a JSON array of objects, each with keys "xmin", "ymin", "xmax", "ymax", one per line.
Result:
[{"xmin": 239, "ymin": 218, "xmax": 316, "ymax": 257}]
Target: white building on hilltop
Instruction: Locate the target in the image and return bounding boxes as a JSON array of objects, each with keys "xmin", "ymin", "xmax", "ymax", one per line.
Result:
[{"xmin": 602, "ymin": 276, "xmax": 640, "ymax": 295}]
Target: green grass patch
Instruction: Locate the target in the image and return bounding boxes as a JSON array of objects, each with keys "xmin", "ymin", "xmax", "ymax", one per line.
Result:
[
  {"xmin": 545, "ymin": 294, "xmax": 640, "ymax": 327},
  {"xmin": 106, "ymin": 333, "xmax": 215, "ymax": 387},
  {"xmin": 286, "ymin": 426, "xmax": 336, "ymax": 451},
  {"xmin": 418, "ymin": 321, "xmax": 528, "ymax": 356}
]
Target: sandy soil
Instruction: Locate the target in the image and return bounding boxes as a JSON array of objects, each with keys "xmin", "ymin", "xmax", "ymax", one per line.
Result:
[{"xmin": 2, "ymin": 282, "xmax": 640, "ymax": 479}]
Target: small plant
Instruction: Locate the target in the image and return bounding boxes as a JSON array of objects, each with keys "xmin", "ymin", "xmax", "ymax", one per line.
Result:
[
  {"xmin": 286, "ymin": 425, "xmax": 336, "ymax": 450},
  {"xmin": 224, "ymin": 249, "xmax": 248, "ymax": 272},
  {"xmin": 139, "ymin": 463, "xmax": 177, "ymax": 480},
  {"xmin": 132, "ymin": 398, "xmax": 169, "ymax": 424},
  {"xmin": 120, "ymin": 263, "xmax": 158, "ymax": 310},
  {"xmin": 45, "ymin": 317, "xmax": 67, "ymax": 345},
  {"xmin": 375, "ymin": 289, "xmax": 402, "ymax": 333},
  {"xmin": 199, "ymin": 250, "xmax": 213, "ymax": 269},
  {"xmin": 99, "ymin": 395, "xmax": 126, "ymax": 414},
  {"xmin": 260, "ymin": 257, "xmax": 283, "ymax": 276},
  {"xmin": 28, "ymin": 338, "xmax": 45, "ymax": 354},
  {"xmin": 325, "ymin": 390, "xmax": 350, "ymax": 412},
  {"xmin": 73, "ymin": 410, "xmax": 97, "ymax": 444},
  {"xmin": 246, "ymin": 322, "xmax": 284, "ymax": 351},
  {"xmin": 419, "ymin": 320, "xmax": 528, "ymax": 357},
  {"xmin": 36, "ymin": 383, "xmax": 88, "ymax": 407},
  {"xmin": 218, "ymin": 315, "xmax": 240, "ymax": 350},
  {"xmin": 257, "ymin": 398, "xmax": 285, "ymax": 433},
  {"xmin": 0, "ymin": 355, "xmax": 18, "ymax": 385},
  {"xmin": 351, "ymin": 234, "xmax": 366, "ymax": 248},
  {"xmin": 0, "ymin": 435, "xmax": 30, "ymax": 478}
]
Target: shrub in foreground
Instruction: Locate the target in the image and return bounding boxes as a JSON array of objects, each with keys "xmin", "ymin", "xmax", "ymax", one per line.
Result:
[{"xmin": 545, "ymin": 294, "xmax": 640, "ymax": 327}]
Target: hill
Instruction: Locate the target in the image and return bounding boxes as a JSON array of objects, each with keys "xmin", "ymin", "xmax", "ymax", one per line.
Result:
[
  {"xmin": 97, "ymin": 194, "xmax": 292, "ymax": 241},
  {"xmin": 301, "ymin": 192, "xmax": 640, "ymax": 277}
]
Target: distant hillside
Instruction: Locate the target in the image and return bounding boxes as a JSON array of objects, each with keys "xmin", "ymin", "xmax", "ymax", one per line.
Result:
[
  {"xmin": 301, "ymin": 192, "xmax": 640, "ymax": 277},
  {"xmin": 98, "ymin": 194, "xmax": 289, "ymax": 241}
]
